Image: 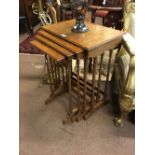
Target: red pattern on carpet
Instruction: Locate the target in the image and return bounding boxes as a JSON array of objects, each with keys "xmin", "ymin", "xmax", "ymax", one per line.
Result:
[{"xmin": 19, "ymin": 34, "xmax": 43, "ymax": 55}]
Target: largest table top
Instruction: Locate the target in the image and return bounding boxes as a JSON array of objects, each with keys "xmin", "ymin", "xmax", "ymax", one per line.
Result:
[
  {"xmin": 32, "ymin": 19, "xmax": 125, "ymax": 60},
  {"xmin": 42, "ymin": 19, "xmax": 124, "ymax": 51}
]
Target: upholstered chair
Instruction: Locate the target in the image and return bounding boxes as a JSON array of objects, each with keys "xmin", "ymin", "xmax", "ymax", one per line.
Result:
[{"xmin": 112, "ymin": 0, "xmax": 135, "ymax": 127}]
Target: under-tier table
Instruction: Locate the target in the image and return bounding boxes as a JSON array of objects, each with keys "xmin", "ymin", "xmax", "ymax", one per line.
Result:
[{"xmin": 31, "ymin": 19, "xmax": 124, "ymax": 124}]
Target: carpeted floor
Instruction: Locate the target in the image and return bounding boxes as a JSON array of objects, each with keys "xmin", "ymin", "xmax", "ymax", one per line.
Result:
[
  {"xmin": 19, "ymin": 12, "xmax": 134, "ymax": 155},
  {"xmin": 19, "ymin": 54, "xmax": 135, "ymax": 155}
]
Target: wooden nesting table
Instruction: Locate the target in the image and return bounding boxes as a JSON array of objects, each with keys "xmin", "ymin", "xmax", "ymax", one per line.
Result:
[{"xmin": 31, "ymin": 19, "xmax": 124, "ymax": 124}]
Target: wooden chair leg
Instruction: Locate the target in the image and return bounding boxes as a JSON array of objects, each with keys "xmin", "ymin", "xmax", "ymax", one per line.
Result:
[
  {"xmin": 91, "ymin": 10, "xmax": 96, "ymax": 23},
  {"xmin": 102, "ymin": 17, "xmax": 105, "ymax": 25}
]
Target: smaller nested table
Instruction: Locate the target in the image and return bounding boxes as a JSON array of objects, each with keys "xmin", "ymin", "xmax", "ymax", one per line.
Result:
[{"xmin": 31, "ymin": 19, "xmax": 124, "ymax": 124}]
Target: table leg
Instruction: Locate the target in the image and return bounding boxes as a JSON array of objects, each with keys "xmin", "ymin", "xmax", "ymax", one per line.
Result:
[
  {"xmin": 88, "ymin": 58, "xmax": 92, "ymax": 73},
  {"xmin": 62, "ymin": 57, "xmax": 74, "ymax": 124},
  {"xmin": 96, "ymin": 54, "xmax": 104, "ymax": 102},
  {"xmin": 56, "ymin": 61, "xmax": 61, "ymax": 84},
  {"xmin": 45, "ymin": 55, "xmax": 53, "ymax": 92},
  {"xmin": 68, "ymin": 57, "xmax": 72, "ymax": 114},
  {"xmin": 45, "ymin": 55, "xmax": 54, "ymax": 104},
  {"xmin": 103, "ymin": 50, "xmax": 113, "ymax": 102},
  {"xmin": 61, "ymin": 61, "xmax": 66, "ymax": 85},
  {"xmin": 91, "ymin": 57, "xmax": 97, "ymax": 110},
  {"xmin": 45, "ymin": 57, "xmax": 67, "ymax": 104},
  {"xmin": 76, "ymin": 56, "xmax": 81, "ymax": 121},
  {"xmin": 83, "ymin": 56, "xmax": 88, "ymax": 114},
  {"xmin": 53, "ymin": 60, "xmax": 59, "ymax": 88},
  {"xmin": 49, "ymin": 58, "xmax": 57, "ymax": 89}
]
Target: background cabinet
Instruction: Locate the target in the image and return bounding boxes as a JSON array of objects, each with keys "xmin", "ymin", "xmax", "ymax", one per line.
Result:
[{"xmin": 19, "ymin": 0, "xmax": 39, "ymax": 34}]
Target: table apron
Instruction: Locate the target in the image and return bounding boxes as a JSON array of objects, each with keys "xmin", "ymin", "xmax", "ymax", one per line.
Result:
[{"xmin": 88, "ymin": 37, "xmax": 122, "ymax": 58}]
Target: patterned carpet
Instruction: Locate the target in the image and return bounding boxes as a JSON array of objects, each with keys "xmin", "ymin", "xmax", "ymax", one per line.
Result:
[{"xmin": 19, "ymin": 33, "xmax": 44, "ymax": 54}]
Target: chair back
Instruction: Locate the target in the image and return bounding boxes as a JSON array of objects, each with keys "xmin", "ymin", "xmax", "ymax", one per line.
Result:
[
  {"xmin": 106, "ymin": 0, "xmax": 121, "ymax": 6},
  {"xmin": 92, "ymin": 0, "xmax": 122, "ymax": 6},
  {"xmin": 47, "ymin": 4, "xmax": 58, "ymax": 23}
]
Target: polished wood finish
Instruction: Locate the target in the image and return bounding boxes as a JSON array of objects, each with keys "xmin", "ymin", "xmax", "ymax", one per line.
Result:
[
  {"xmin": 31, "ymin": 26, "xmax": 84, "ymax": 61},
  {"xmin": 42, "ymin": 19, "xmax": 124, "ymax": 51},
  {"xmin": 31, "ymin": 23, "xmax": 84, "ymax": 108},
  {"xmin": 35, "ymin": 34, "xmax": 73, "ymax": 57},
  {"xmin": 38, "ymin": 29, "xmax": 83, "ymax": 54},
  {"xmin": 31, "ymin": 19, "xmax": 124, "ymax": 124},
  {"xmin": 31, "ymin": 40, "xmax": 65, "ymax": 61}
]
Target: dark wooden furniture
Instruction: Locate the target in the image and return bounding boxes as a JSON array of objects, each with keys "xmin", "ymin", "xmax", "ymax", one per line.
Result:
[
  {"xmin": 19, "ymin": 0, "xmax": 39, "ymax": 34},
  {"xmin": 31, "ymin": 19, "xmax": 124, "ymax": 123},
  {"xmin": 59, "ymin": 0, "xmax": 73, "ymax": 21},
  {"xmin": 90, "ymin": 0, "xmax": 123, "ymax": 30},
  {"xmin": 19, "ymin": 15, "xmax": 31, "ymax": 34}
]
